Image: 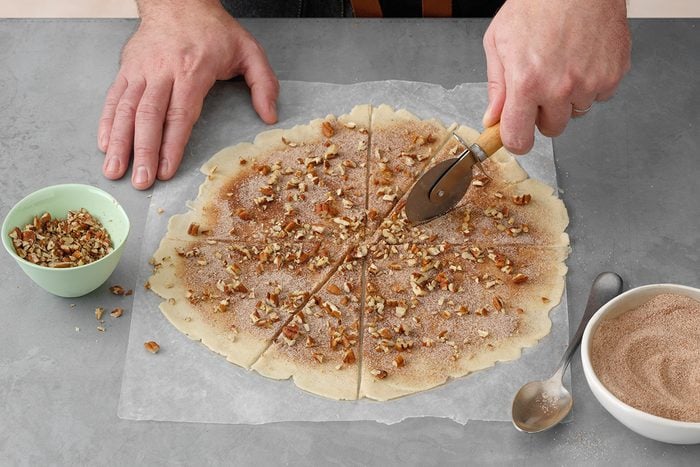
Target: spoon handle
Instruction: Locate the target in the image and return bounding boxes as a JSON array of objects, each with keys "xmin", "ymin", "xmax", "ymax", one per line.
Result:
[{"xmin": 553, "ymin": 272, "xmax": 623, "ymax": 380}]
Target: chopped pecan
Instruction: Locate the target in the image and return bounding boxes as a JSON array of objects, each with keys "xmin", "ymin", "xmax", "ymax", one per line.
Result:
[
  {"xmin": 322, "ymin": 121, "xmax": 335, "ymax": 138},
  {"xmin": 512, "ymin": 273, "xmax": 529, "ymax": 284},
  {"xmin": 512, "ymin": 194, "xmax": 532, "ymax": 205},
  {"xmin": 235, "ymin": 208, "xmax": 252, "ymax": 221},
  {"xmin": 492, "ymin": 296, "xmax": 505, "ymax": 311},
  {"xmin": 282, "ymin": 324, "xmax": 299, "ymax": 340},
  {"xmin": 187, "ymin": 223, "xmax": 200, "ymax": 236},
  {"xmin": 343, "ymin": 349, "xmax": 356, "ymax": 364},
  {"xmin": 109, "ymin": 285, "xmax": 125, "ymax": 295},
  {"xmin": 259, "ymin": 186, "xmax": 275, "ymax": 196}
]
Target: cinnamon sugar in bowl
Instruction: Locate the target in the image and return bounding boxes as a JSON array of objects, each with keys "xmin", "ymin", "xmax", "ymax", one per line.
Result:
[{"xmin": 581, "ymin": 284, "xmax": 700, "ymax": 445}]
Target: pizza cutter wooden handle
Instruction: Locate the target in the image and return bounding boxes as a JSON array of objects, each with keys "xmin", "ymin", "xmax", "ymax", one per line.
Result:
[{"xmin": 475, "ymin": 122, "xmax": 502, "ymax": 158}]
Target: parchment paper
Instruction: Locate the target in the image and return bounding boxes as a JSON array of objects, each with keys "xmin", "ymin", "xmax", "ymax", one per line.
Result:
[{"xmin": 118, "ymin": 80, "xmax": 570, "ymax": 425}]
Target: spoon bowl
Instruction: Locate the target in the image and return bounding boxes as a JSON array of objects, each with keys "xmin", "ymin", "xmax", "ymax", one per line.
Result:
[{"xmin": 512, "ymin": 377, "xmax": 573, "ymax": 433}]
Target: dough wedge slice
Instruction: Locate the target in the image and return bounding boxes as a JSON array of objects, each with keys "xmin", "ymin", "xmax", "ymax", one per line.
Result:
[
  {"xmin": 252, "ymin": 247, "xmax": 365, "ymax": 400},
  {"xmin": 367, "ymin": 104, "xmax": 455, "ymax": 231},
  {"xmin": 148, "ymin": 238, "xmax": 345, "ymax": 368},
  {"xmin": 359, "ymin": 241, "xmax": 569, "ymax": 401},
  {"xmin": 166, "ymin": 105, "xmax": 371, "ymax": 245},
  {"xmin": 371, "ymin": 125, "xmax": 568, "ymax": 248}
]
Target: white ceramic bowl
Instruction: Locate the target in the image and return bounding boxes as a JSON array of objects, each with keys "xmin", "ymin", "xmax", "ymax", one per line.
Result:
[{"xmin": 581, "ymin": 283, "xmax": 700, "ymax": 444}]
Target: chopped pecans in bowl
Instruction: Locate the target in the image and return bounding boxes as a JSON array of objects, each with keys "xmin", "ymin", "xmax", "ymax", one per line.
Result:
[{"xmin": 8, "ymin": 208, "xmax": 113, "ymax": 268}]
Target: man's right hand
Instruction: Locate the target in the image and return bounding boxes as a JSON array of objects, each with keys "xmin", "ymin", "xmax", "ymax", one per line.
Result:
[
  {"xmin": 98, "ymin": 0, "xmax": 279, "ymax": 190},
  {"xmin": 482, "ymin": 0, "xmax": 630, "ymax": 155}
]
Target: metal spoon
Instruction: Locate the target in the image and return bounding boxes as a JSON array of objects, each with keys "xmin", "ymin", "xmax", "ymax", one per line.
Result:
[{"xmin": 512, "ymin": 272, "xmax": 623, "ymax": 433}]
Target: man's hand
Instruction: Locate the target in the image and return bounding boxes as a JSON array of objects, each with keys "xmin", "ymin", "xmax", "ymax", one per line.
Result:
[
  {"xmin": 482, "ymin": 0, "xmax": 631, "ymax": 154},
  {"xmin": 98, "ymin": 0, "xmax": 278, "ymax": 189}
]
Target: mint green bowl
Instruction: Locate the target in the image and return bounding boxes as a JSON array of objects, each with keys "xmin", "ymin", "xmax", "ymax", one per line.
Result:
[{"xmin": 2, "ymin": 184, "xmax": 130, "ymax": 297}]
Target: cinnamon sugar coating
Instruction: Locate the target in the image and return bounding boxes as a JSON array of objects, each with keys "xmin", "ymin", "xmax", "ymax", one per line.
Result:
[{"xmin": 591, "ymin": 293, "xmax": 700, "ymax": 422}]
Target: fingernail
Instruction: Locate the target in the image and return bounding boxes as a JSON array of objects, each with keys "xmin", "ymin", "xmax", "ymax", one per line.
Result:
[
  {"xmin": 134, "ymin": 165, "xmax": 149, "ymax": 185},
  {"xmin": 158, "ymin": 159, "xmax": 169, "ymax": 178},
  {"xmin": 105, "ymin": 157, "xmax": 120, "ymax": 174}
]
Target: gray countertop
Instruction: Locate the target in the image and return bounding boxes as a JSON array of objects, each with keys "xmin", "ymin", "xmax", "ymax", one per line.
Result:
[{"xmin": 1, "ymin": 18, "xmax": 698, "ymax": 465}]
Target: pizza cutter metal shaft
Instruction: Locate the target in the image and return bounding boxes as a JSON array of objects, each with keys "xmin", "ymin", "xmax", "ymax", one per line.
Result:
[{"xmin": 428, "ymin": 123, "xmax": 502, "ymax": 204}]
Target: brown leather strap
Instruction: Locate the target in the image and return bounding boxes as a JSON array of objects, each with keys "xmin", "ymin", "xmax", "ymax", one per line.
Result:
[
  {"xmin": 350, "ymin": 0, "xmax": 383, "ymax": 17},
  {"xmin": 422, "ymin": 0, "xmax": 452, "ymax": 17}
]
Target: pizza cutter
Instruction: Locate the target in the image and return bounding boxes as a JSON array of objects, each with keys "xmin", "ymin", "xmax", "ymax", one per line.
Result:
[{"xmin": 405, "ymin": 123, "xmax": 502, "ymax": 223}]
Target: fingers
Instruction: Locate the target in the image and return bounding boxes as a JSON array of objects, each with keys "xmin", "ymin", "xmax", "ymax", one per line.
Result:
[
  {"xmin": 131, "ymin": 78, "xmax": 173, "ymax": 189},
  {"xmin": 157, "ymin": 79, "xmax": 207, "ymax": 181},
  {"xmin": 499, "ymin": 75, "xmax": 538, "ymax": 155},
  {"xmin": 102, "ymin": 77, "xmax": 146, "ymax": 180},
  {"xmin": 98, "ymin": 75, "xmax": 128, "ymax": 152},
  {"xmin": 594, "ymin": 83, "xmax": 620, "ymax": 103},
  {"xmin": 242, "ymin": 43, "xmax": 279, "ymax": 124},
  {"xmin": 482, "ymin": 29, "xmax": 506, "ymax": 128},
  {"xmin": 102, "ymin": 74, "xmax": 208, "ymax": 187},
  {"xmin": 537, "ymin": 101, "xmax": 572, "ymax": 135}
]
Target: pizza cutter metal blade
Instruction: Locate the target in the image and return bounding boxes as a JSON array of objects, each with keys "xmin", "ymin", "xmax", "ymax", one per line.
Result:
[{"xmin": 405, "ymin": 123, "xmax": 502, "ymax": 223}]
